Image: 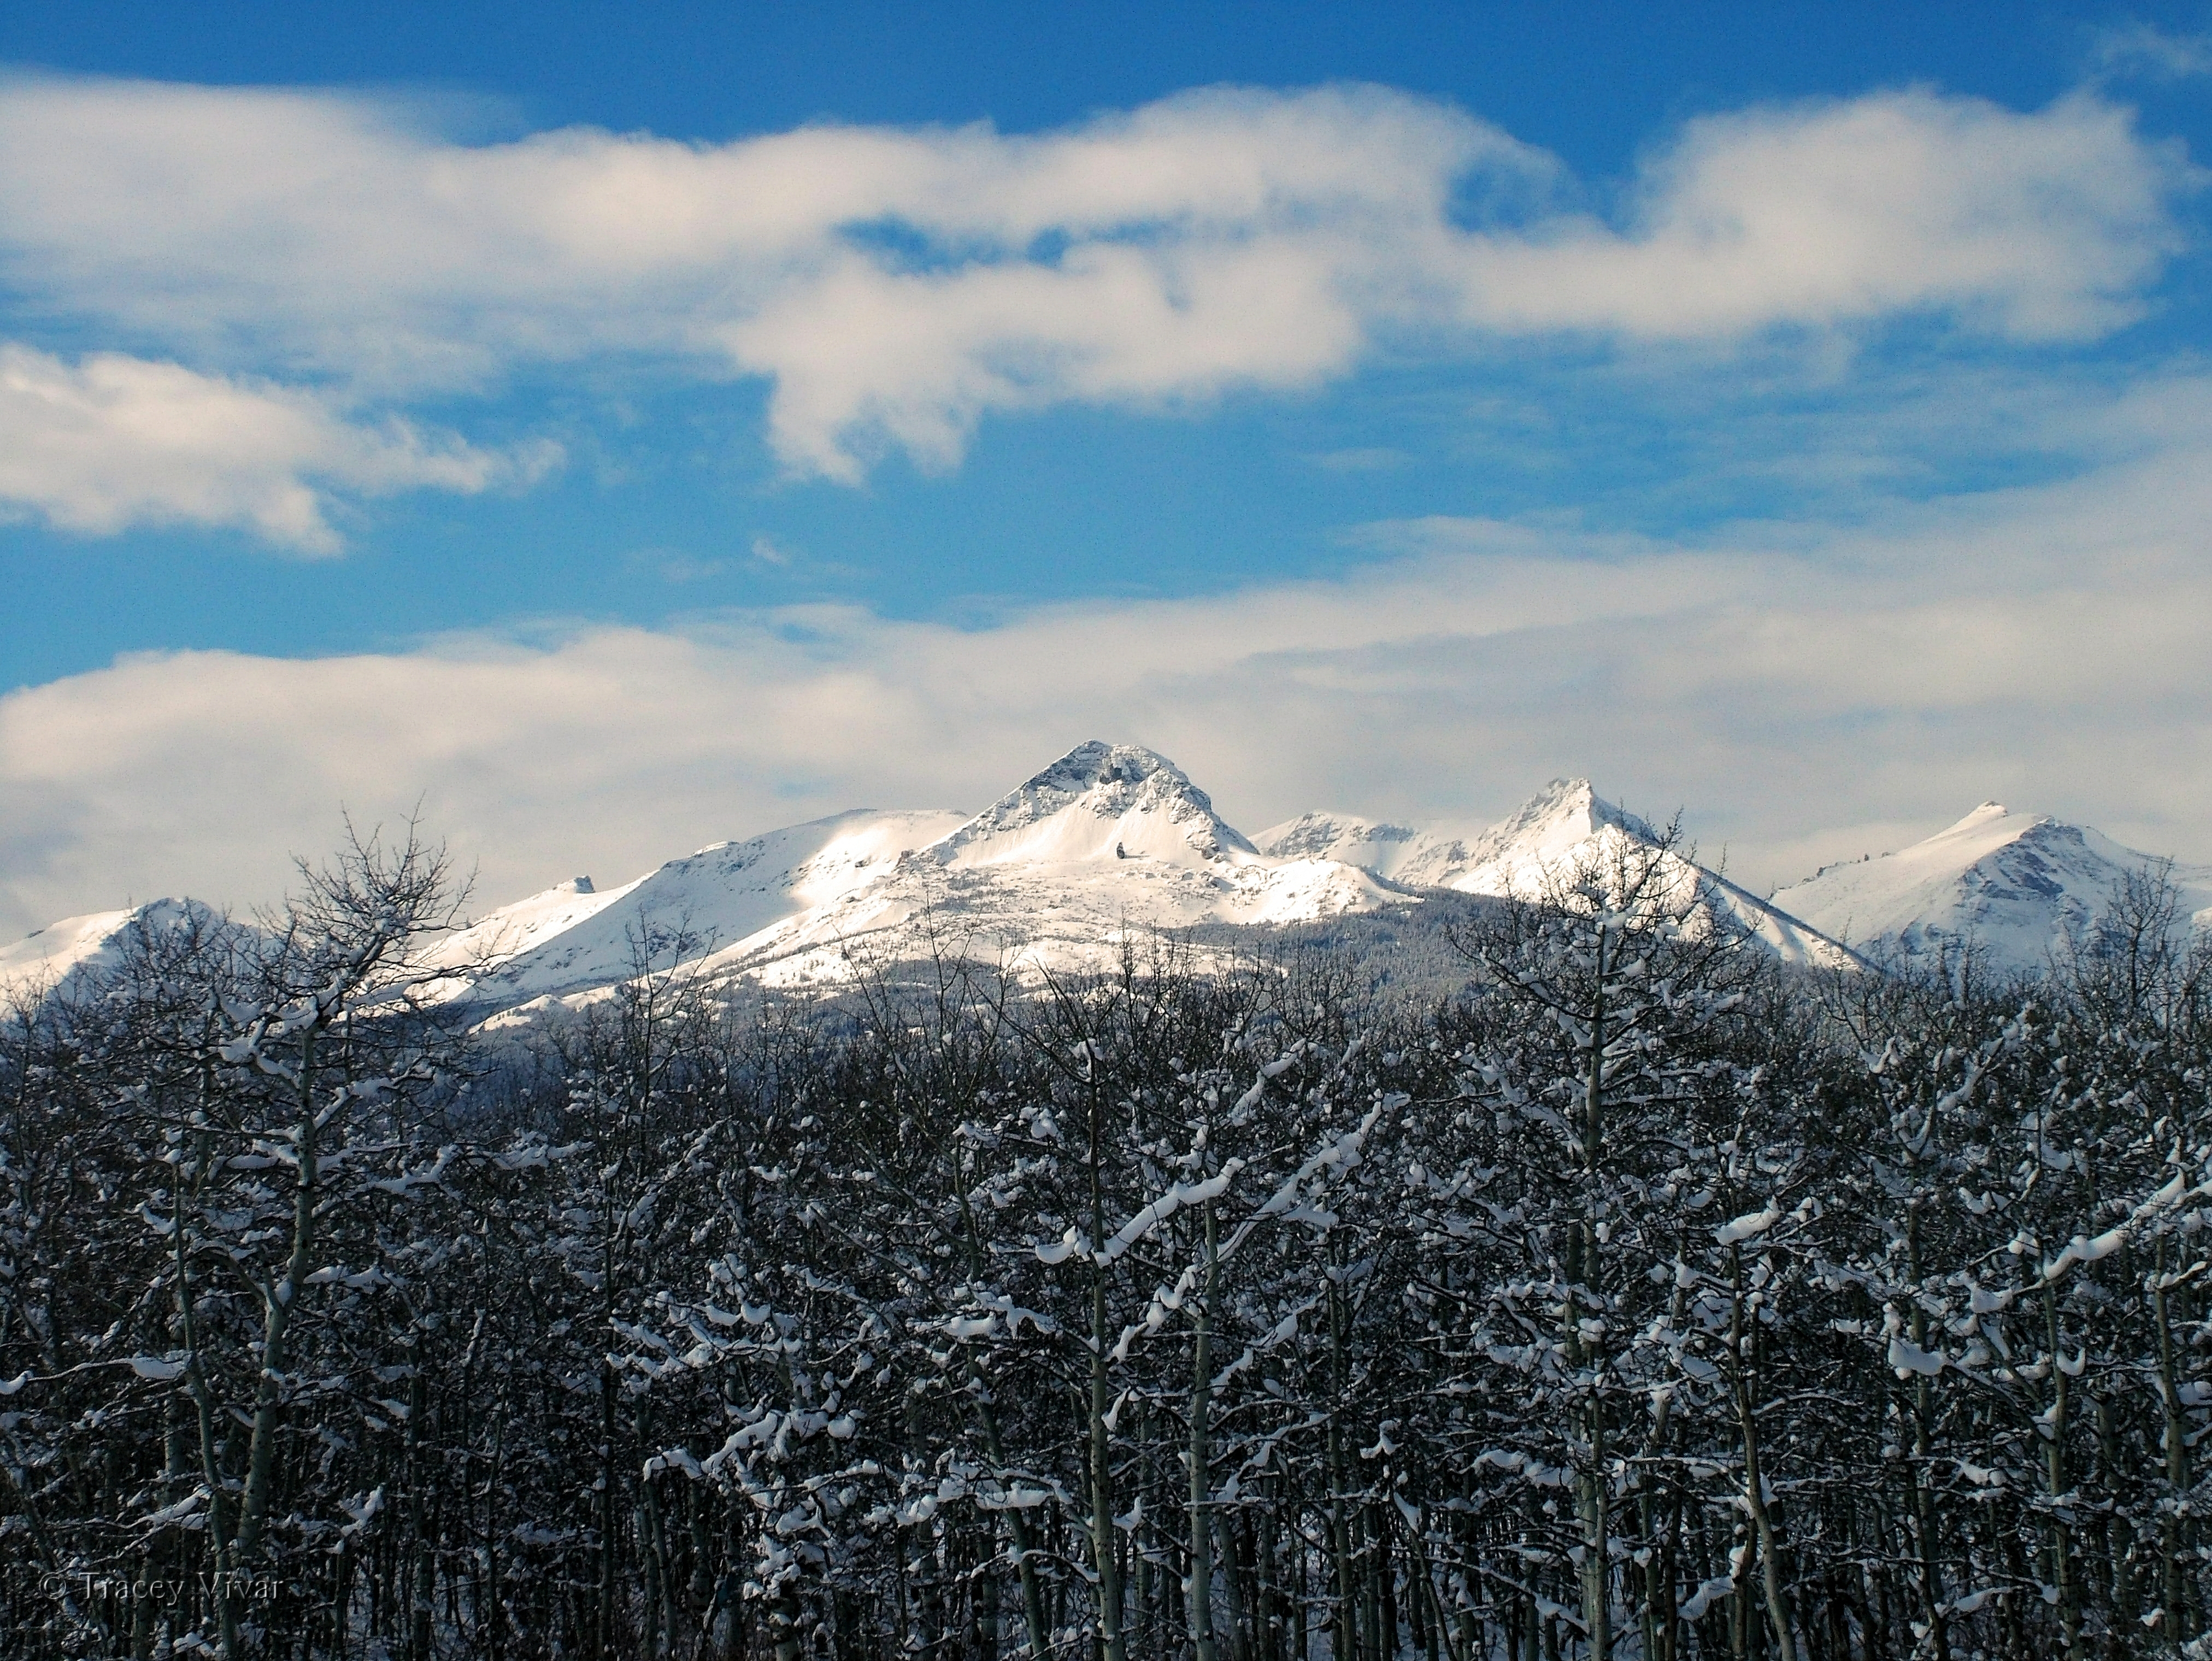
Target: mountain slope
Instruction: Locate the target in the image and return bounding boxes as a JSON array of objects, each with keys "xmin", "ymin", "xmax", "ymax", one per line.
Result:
[
  {"xmin": 1262, "ymin": 780, "xmax": 1849, "ymax": 967},
  {"xmin": 672, "ymin": 744, "xmax": 1394, "ymax": 990},
  {"xmin": 40, "ymin": 753, "xmax": 2209, "ymax": 1019},
  {"xmin": 937, "ymin": 740, "xmax": 1259, "ymax": 868},
  {"xmin": 433, "ymin": 744, "xmax": 1398, "ymax": 1012},
  {"xmin": 1259, "ymin": 780, "xmax": 1662, "ymax": 897},
  {"xmin": 437, "ymin": 807, "xmax": 970, "ymax": 1007},
  {"xmin": 1256, "ymin": 812, "xmax": 1475, "ymax": 890},
  {"xmin": 1772, "ymin": 802, "xmax": 2212, "ymax": 968},
  {"xmin": 0, "ymin": 899, "xmax": 217, "ymax": 1004}
]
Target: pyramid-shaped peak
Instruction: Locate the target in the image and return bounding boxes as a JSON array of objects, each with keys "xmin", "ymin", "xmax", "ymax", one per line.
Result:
[
  {"xmin": 993, "ymin": 741, "xmax": 1214, "ymax": 815},
  {"xmin": 1532, "ymin": 776, "xmax": 1602, "ymax": 815},
  {"xmin": 1491, "ymin": 778, "xmax": 1654, "ymax": 844},
  {"xmin": 1028, "ymin": 740, "xmax": 1186, "ymax": 790},
  {"xmin": 937, "ymin": 740, "xmax": 1256, "ymax": 868}
]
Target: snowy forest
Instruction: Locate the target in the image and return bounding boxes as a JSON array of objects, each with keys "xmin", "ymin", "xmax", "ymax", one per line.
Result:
[{"xmin": 4, "ymin": 826, "xmax": 2211, "ymax": 1661}]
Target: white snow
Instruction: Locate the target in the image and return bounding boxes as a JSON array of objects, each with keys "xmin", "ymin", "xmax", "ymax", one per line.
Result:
[
  {"xmin": 654, "ymin": 745, "xmax": 1395, "ymax": 994},
  {"xmin": 422, "ymin": 874, "xmax": 628, "ymax": 979},
  {"xmin": 431, "ymin": 744, "xmax": 1407, "ymax": 1011},
  {"xmin": 936, "ymin": 741, "xmax": 1258, "ymax": 870},
  {"xmin": 1263, "ymin": 780, "xmax": 1851, "ymax": 968},
  {"xmin": 0, "ymin": 906, "xmax": 140, "ymax": 1002},
  {"xmin": 1773, "ymin": 802, "xmax": 2212, "ymax": 969},
  {"xmin": 28, "ymin": 748, "xmax": 2205, "ymax": 1021},
  {"xmin": 1255, "ymin": 812, "xmax": 1464, "ymax": 887},
  {"xmin": 0, "ymin": 898, "xmax": 211, "ymax": 1004},
  {"xmin": 440, "ymin": 807, "xmax": 971, "ymax": 1005}
]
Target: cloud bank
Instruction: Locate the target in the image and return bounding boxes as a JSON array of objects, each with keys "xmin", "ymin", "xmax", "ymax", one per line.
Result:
[
  {"xmin": 0, "ymin": 76, "xmax": 2186, "ymax": 485},
  {"xmin": 0, "ymin": 344, "xmax": 547, "ymax": 550},
  {"xmin": 7, "ymin": 380, "xmax": 2209, "ymax": 939}
]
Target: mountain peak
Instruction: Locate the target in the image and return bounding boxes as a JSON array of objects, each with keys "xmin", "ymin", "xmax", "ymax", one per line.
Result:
[
  {"xmin": 1940, "ymin": 802, "xmax": 2014, "ymax": 837},
  {"xmin": 1029, "ymin": 740, "xmax": 1180, "ymax": 791},
  {"xmin": 1773, "ymin": 801, "xmax": 2211, "ymax": 966},
  {"xmin": 935, "ymin": 741, "xmax": 1257, "ymax": 869},
  {"xmin": 1258, "ymin": 779, "xmax": 1663, "ymax": 898},
  {"xmin": 1482, "ymin": 777, "xmax": 1652, "ymax": 849}
]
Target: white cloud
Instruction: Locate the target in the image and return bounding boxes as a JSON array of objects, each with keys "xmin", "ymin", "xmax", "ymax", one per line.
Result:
[
  {"xmin": 6, "ymin": 378, "xmax": 2210, "ymax": 939},
  {"xmin": 1449, "ymin": 90, "xmax": 2182, "ymax": 342},
  {"xmin": 2091, "ymin": 22, "xmax": 2212, "ymax": 80},
  {"xmin": 0, "ymin": 76, "xmax": 2185, "ymax": 482},
  {"xmin": 0, "ymin": 344, "xmax": 549, "ymax": 551}
]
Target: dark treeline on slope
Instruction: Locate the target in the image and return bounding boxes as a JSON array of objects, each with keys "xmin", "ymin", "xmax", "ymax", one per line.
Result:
[{"xmin": 5, "ymin": 829, "xmax": 2212, "ymax": 1661}]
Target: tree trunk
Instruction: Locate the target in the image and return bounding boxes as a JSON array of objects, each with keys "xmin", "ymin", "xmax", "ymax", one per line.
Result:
[
  {"xmin": 1574, "ymin": 922, "xmax": 1612, "ymax": 1661},
  {"xmin": 1189, "ymin": 1196, "xmax": 1220, "ymax": 1661},
  {"xmin": 2152, "ymin": 1241, "xmax": 2193, "ymax": 1643},
  {"xmin": 1903, "ymin": 1206, "xmax": 1951, "ymax": 1661},
  {"xmin": 1727, "ymin": 1245, "xmax": 1797, "ymax": 1661},
  {"xmin": 1215, "ymin": 1509, "xmax": 1253, "ymax": 1661},
  {"xmin": 235, "ymin": 1028, "xmax": 318, "ymax": 1568},
  {"xmin": 1087, "ymin": 1074, "xmax": 1128, "ymax": 1661},
  {"xmin": 2042, "ymin": 1285, "xmax": 2084, "ymax": 1660},
  {"xmin": 1328, "ymin": 1246, "xmax": 1358, "ymax": 1661},
  {"xmin": 173, "ymin": 1109, "xmax": 242, "ymax": 1661}
]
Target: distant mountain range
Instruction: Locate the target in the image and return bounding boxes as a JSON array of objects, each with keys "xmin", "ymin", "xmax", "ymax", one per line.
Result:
[{"xmin": 7, "ymin": 741, "xmax": 2206, "ymax": 1017}]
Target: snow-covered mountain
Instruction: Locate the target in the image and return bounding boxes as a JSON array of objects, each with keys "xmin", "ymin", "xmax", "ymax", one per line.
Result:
[
  {"xmin": 0, "ymin": 898, "xmax": 216, "ymax": 1004},
  {"xmin": 423, "ymin": 807, "xmax": 972, "ymax": 1008},
  {"xmin": 435, "ymin": 743, "xmax": 1396, "ymax": 1017},
  {"xmin": 1772, "ymin": 802, "xmax": 2212, "ymax": 969},
  {"xmin": 1259, "ymin": 779, "xmax": 1849, "ymax": 967},
  {"xmin": 1256, "ymin": 812, "xmax": 1475, "ymax": 890},
  {"xmin": 24, "ymin": 748, "xmax": 2206, "ymax": 1017}
]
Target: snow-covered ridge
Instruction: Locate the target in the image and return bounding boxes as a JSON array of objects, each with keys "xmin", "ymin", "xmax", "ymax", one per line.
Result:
[
  {"xmin": 1261, "ymin": 779, "xmax": 1845, "ymax": 968},
  {"xmin": 429, "ymin": 807, "xmax": 972, "ymax": 1006},
  {"xmin": 1772, "ymin": 802, "xmax": 2212, "ymax": 968},
  {"xmin": 424, "ymin": 744, "xmax": 1402, "ymax": 1010},
  {"xmin": 1258, "ymin": 779, "xmax": 1660, "ymax": 896},
  {"xmin": 19, "ymin": 745, "xmax": 2203, "ymax": 1014},
  {"xmin": 685, "ymin": 744, "xmax": 1390, "ymax": 991},
  {"xmin": 0, "ymin": 898, "xmax": 216, "ymax": 1004},
  {"xmin": 1256, "ymin": 812, "xmax": 1466, "ymax": 889}
]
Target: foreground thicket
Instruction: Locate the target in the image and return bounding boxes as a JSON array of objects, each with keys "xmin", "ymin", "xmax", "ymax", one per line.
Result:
[{"xmin": 4, "ymin": 832, "xmax": 2211, "ymax": 1660}]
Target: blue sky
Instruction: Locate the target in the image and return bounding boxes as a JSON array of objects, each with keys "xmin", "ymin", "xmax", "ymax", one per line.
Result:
[{"xmin": 3, "ymin": 2, "xmax": 2211, "ymax": 934}]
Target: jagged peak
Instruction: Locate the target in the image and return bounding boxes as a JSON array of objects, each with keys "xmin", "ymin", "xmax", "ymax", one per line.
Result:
[
  {"xmin": 1029, "ymin": 739, "xmax": 1182, "ymax": 790},
  {"xmin": 968, "ymin": 741, "xmax": 1213, "ymax": 822},
  {"xmin": 937, "ymin": 740, "xmax": 1256, "ymax": 866},
  {"xmin": 1483, "ymin": 777, "xmax": 1654, "ymax": 847}
]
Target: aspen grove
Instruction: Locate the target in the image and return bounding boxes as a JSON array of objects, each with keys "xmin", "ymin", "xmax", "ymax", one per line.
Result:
[{"xmin": 4, "ymin": 826, "xmax": 2211, "ymax": 1660}]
